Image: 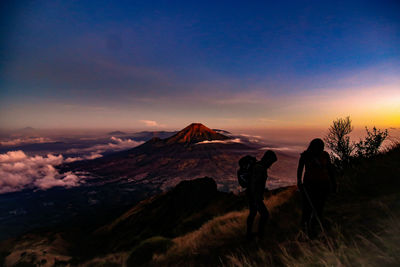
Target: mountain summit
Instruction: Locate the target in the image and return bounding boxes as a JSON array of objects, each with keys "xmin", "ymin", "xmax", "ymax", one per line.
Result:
[{"xmin": 165, "ymin": 123, "xmax": 230, "ymax": 144}]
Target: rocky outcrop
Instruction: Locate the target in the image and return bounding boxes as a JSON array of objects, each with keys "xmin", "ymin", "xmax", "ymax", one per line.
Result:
[{"xmin": 94, "ymin": 177, "xmax": 245, "ymax": 252}]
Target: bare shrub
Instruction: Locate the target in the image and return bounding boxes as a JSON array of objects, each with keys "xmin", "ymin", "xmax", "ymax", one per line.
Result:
[{"xmin": 324, "ymin": 116, "xmax": 354, "ymax": 164}]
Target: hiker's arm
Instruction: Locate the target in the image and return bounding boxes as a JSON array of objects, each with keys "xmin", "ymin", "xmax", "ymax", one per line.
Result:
[
  {"xmin": 254, "ymin": 165, "xmax": 266, "ymax": 200},
  {"xmin": 297, "ymin": 155, "xmax": 304, "ymax": 188},
  {"xmin": 249, "ymin": 166, "xmax": 257, "ymax": 196}
]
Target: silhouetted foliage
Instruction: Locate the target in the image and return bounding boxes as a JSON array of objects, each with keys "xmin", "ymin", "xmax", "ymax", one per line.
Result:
[
  {"xmin": 355, "ymin": 127, "xmax": 388, "ymax": 158},
  {"xmin": 325, "ymin": 117, "xmax": 389, "ymax": 170},
  {"xmin": 324, "ymin": 116, "xmax": 354, "ymax": 164}
]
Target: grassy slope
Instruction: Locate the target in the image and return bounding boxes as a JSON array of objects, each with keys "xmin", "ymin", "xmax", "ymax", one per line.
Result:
[
  {"xmin": 151, "ymin": 145, "xmax": 400, "ymax": 266},
  {"xmin": 78, "ymin": 186, "xmax": 300, "ymax": 267}
]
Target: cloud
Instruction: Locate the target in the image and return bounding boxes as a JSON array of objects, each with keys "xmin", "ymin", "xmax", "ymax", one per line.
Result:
[
  {"xmin": 196, "ymin": 138, "xmax": 242, "ymax": 145},
  {"xmin": 239, "ymin": 134, "xmax": 262, "ymax": 138},
  {"xmin": 139, "ymin": 120, "xmax": 165, "ymax": 127},
  {"xmin": 140, "ymin": 120, "xmax": 158, "ymax": 126},
  {"xmin": 0, "ymin": 136, "xmax": 144, "ymax": 194},
  {"xmin": 238, "ymin": 134, "xmax": 263, "ymax": 142},
  {"xmin": 260, "ymin": 146, "xmax": 304, "ymax": 152},
  {"xmin": 64, "ymin": 153, "xmax": 103, "ymax": 163},
  {"xmin": 0, "ymin": 151, "xmax": 83, "ymax": 194},
  {"xmin": 66, "ymin": 136, "xmax": 144, "ymax": 155},
  {"xmin": 0, "ymin": 137, "xmax": 53, "ymax": 146}
]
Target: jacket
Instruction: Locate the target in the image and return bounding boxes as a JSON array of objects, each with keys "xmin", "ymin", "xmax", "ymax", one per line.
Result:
[{"xmin": 248, "ymin": 161, "xmax": 268, "ymax": 201}]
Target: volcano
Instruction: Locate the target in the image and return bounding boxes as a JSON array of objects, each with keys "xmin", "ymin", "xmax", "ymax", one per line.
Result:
[
  {"xmin": 65, "ymin": 123, "xmax": 261, "ymax": 191},
  {"xmin": 164, "ymin": 123, "xmax": 230, "ymax": 144}
]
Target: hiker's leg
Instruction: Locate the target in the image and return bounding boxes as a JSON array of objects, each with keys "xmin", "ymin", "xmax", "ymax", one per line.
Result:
[
  {"xmin": 315, "ymin": 189, "xmax": 327, "ymax": 225},
  {"xmin": 257, "ymin": 200, "xmax": 269, "ymax": 237},
  {"xmin": 301, "ymin": 189, "xmax": 312, "ymax": 227},
  {"xmin": 309, "ymin": 187, "xmax": 318, "ymax": 227},
  {"xmin": 247, "ymin": 201, "xmax": 257, "ymax": 237},
  {"xmin": 308, "ymin": 186, "xmax": 322, "ymax": 237}
]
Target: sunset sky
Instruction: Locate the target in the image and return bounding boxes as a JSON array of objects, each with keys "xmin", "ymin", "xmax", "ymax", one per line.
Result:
[{"xmin": 1, "ymin": 0, "xmax": 399, "ymax": 130}]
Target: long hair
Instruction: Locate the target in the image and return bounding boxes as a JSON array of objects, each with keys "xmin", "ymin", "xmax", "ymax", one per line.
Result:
[{"xmin": 306, "ymin": 138, "xmax": 324, "ymax": 155}]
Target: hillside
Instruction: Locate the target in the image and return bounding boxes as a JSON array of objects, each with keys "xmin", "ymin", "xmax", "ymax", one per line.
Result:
[
  {"xmin": 2, "ymin": 145, "xmax": 399, "ymax": 266},
  {"xmin": 0, "ymin": 178, "xmax": 249, "ymax": 266}
]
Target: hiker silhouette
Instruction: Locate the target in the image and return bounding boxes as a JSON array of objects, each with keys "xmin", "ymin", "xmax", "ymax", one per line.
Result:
[
  {"xmin": 297, "ymin": 138, "xmax": 336, "ymax": 236},
  {"xmin": 246, "ymin": 150, "xmax": 277, "ymax": 240}
]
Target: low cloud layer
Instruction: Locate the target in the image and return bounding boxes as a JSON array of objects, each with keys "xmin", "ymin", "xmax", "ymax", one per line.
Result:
[
  {"xmin": 0, "ymin": 136, "xmax": 145, "ymax": 194},
  {"xmin": 260, "ymin": 146, "xmax": 304, "ymax": 152},
  {"xmin": 0, "ymin": 151, "xmax": 83, "ymax": 194},
  {"xmin": 64, "ymin": 153, "xmax": 103, "ymax": 163},
  {"xmin": 238, "ymin": 134, "xmax": 263, "ymax": 143},
  {"xmin": 66, "ymin": 136, "xmax": 144, "ymax": 156},
  {"xmin": 0, "ymin": 137, "xmax": 53, "ymax": 146},
  {"xmin": 196, "ymin": 138, "xmax": 242, "ymax": 145}
]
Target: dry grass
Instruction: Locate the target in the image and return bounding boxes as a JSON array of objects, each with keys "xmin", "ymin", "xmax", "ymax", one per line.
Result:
[
  {"xmin": 153, "ymin": 187, "xmax": 299, "ymax": 266},
  {"xmin": 4, "ymin": 233, "xmax": 71, "ymax": 267},
  {"xmin": 152, "ymin": 208, "xmax": 248, "ymax": 265},
  {"xmin": 80, "ymin": 252, "xmax": 129, "ymax": 267},
  {"xmin": 225, "ymin": 210, "xmax": 400, "ymax": 267}
]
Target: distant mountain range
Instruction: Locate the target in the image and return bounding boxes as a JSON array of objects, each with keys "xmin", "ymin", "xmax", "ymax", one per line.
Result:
[
  {"xmin": 128, "ymin": 130, "xmax": 177, "ymax": 141},
  {"xmin": 107, "ymin": 131, "xmax": 127, "ymax": 135},
  {"xmin": 107, "ymin": 130, "xmax": 178, "ymax": 141}
]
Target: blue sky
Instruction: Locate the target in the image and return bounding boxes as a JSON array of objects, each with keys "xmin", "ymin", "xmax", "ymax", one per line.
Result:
[{"xmin": 1, "ymin": 0, "xmax": 399, "ymax": 129}]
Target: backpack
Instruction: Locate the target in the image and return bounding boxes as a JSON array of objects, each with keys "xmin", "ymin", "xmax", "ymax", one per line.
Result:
[{"xmin": 237, "ymin": 155, "xmax": 257, "ymax": 188}]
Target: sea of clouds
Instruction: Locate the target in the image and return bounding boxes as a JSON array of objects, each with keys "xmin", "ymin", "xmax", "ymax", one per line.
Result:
[
  {"xmin": 66, "ymin": 136, "xmax": 143, "ymax": 156},
  {"xmin": 0, "ymin": 137, "xmax": 53, "ymax": 146},
  {"xmin": 0, "ymin": 151, "xmax": 81, "ymax": 194},
  {"xmin": 0, "ymin": 136, "xmax": 144, "ymax": 194}
]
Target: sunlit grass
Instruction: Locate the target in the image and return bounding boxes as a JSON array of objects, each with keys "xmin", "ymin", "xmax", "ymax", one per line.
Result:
[
  {"xmin": 153, "ymin": 187, "xmax": 299, "ymax": 265},
  {"xmin": 225, "ymin": 211, "xmax": 400, "ymax": 267}
]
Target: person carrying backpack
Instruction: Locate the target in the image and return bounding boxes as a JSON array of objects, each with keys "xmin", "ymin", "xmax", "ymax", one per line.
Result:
[
  {"xmin": 238, "ymin": 150, "xmax": 277, "ymax": 240},
  {"xmin": 297, "ymin": 138, "xmax": 336, "ymax": 236}
]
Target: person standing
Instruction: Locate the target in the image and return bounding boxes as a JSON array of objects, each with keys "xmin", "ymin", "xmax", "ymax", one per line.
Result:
[
  {"xmin": 297, "ymin": 138, "xmax": 336, "ymax": 236},
  {"xmin": 246, "ymin": 150, "xmax": 277, "ymax": 240}
]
